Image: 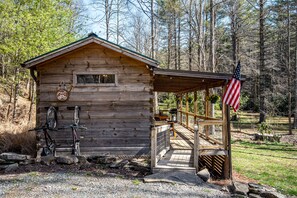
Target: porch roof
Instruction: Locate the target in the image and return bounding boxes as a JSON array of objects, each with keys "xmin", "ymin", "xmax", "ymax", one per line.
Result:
[{"xmin": 153, "ymin": 68, "xmax": 245, "ymax": 93}]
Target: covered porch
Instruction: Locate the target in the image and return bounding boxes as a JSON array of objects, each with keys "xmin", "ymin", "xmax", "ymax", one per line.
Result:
[{"xmin": 151, "ymin": 68, "xmax": 240, "ymax": 179}]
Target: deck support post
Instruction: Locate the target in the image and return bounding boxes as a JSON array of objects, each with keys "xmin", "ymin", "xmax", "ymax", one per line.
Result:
[
  {"xmin": 151, "ymin": 127, "xmax": 157, "ymax": 170},
  {"xmin": 194, "ymin": 124, "xmax": 199, "ymax": 172},
  {"xmin": 186, "ymin": 93, "xmax": 189, "ymax": 128},
  {"xmin": 194, "ymin": 91, "xmax": 197, "ymax": 124},
  {"xmin": 179, "ymin": 94, "xmax": 183, "ymax": 125},
  {"xmin": 205, "ymin": 88, "xmax": 210, "ymax": 138}
]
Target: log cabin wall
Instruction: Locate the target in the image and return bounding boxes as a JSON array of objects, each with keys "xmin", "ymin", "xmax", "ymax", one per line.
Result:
[{"xmin": 35, "ymin": 43, "xmax": 154, "ymax": 157}]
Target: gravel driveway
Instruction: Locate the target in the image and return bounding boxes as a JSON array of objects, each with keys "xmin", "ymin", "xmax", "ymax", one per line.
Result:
[{"xmin": 0, "ymin": 171, "xmax": 230, "ymax": 198}]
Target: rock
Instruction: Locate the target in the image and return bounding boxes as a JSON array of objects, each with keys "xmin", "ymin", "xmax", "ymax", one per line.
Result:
[
  {"xmin": 19, "ymin": 159, "xmax": 36, "ymax": 165},
  {"xmin": 4, "ymin": 163, "xmax": 19, "ymax": 173},
  {"xmin": 260, "ymin": 191, "xmax": 286, "ymax": 198},
  {"xmin": 231, "ymin": 194, "xmax": 247, "ymax": 198},
  {"xmin": 79, "ymin": 162, "xmax": 93, "ymax": 170},
  {"xmin": 88, "ymin": 155, "xmax": 117, "ymax": 164},
  {"xmin": 77, "ymin": 156, "xmax": 87, "ymax": 165},
  {"xmin": 0, "ymin": 159, "xmax": 15, "ymax": 165},
  {"xmin": 234, "ymin": 181, "xmax": 249, "ymax": 196},
  {"xmin": 0, "ymin": 159, "xmax": 6, "ymax": 164},
  {"xmin": 197, "ymin": 168, "xmax": 210, "ymax": 182},
  {"xmin": 56, "ymin": 156, "xmax": 78, "ymax": 165},
  {"xmin": 110, "ymin": 159, "xmax": 130, "ymax": 169},
  {"xmin": 0, "ymin": 153, "xmax": 31, "ymax": 161},
  {"xmin": 248, "ymin": 193, "xmax": 262, "ymax": 198},
  {"xmin": 40, "ymin": 156, "xmax": 56, "ymax": 166},
  {"xmin": 144, "ymin": 171, "xmax": 204, "ymax": 186},
  {"xmin": 106, "ymin": 173, "xmax": 121, "ymax": 177}
]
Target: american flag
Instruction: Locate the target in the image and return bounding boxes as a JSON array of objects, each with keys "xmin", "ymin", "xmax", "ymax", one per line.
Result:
[{"xmin": 223, "ymin": 61, "xmax": 241, "ymax": 112}]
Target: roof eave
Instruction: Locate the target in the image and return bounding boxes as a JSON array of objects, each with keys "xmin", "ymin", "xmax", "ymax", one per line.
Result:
[{"xmin": 21, "ymin": 36, "xmax": 159, "ymax": 69}]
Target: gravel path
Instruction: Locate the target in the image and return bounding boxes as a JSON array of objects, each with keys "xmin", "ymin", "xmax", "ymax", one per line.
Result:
[{"xmin": 0, "ymin": 172, "xmax": 230, "ymax": 198}]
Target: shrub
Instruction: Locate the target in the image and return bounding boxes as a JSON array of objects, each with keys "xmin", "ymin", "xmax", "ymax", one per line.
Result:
[{"xmin": 0, "ymin": 121, "xmax": 36, "ymax": 156}]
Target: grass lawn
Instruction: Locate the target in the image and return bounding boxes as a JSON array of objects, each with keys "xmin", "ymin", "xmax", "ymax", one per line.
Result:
[{"xmin": 232, "ymin": 140, "xmax": 297, "ymax": 196}]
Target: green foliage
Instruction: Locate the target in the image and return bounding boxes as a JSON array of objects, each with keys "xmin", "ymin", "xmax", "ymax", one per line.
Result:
[
  {"xmin": 258, "ymin": 122, "xmax": 272, "ymax": 135},
  {"xmin": 207, "ymin": 94, "xmax": 220, "ymax": 104}
]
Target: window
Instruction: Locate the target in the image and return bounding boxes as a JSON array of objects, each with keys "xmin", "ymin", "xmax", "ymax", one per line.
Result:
[{"xmin": 74, "ymin": 73, "xmax": 116, "ymax": 86}]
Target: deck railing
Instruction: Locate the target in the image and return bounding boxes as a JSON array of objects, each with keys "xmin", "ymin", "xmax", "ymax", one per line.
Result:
[{"xmin": 151, "ymin": 124, "xmax": 170, "ymax": 168}]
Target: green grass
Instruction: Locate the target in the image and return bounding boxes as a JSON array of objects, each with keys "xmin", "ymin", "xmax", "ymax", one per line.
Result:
[
  {"xmin": 231, "ymin": 112, "xmax": 297, "ymax": 134},
  {"xmin": 232, "ymin": 140, "xmax": 297, "ymax": 196}
]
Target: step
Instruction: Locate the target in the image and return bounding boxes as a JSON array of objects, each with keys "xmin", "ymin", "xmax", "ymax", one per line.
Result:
[{"xmin": 152, "ymin": 165, "xmax": 196, "ymax": 174}]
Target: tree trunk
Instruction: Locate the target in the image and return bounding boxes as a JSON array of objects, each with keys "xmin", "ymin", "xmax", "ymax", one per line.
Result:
[
  {"xmin": 294, "ymin": 10, "xmax": 297, "ymax": 129},
  {"xmin": 259, "ymin": 0, "xmax": 266, "ymax": 123},
  {"xmin": 178, "ymin": 13, "xmax": 181, "ymax": 70},
  {"xmin": 287, "ymin": 0, "xmax": 292, "ymax": 134},
  {"xmin": 209, "ymin": 0, "xmax": 215, "ymax": 72},
  {"xmin": 12, "ymin": 68, "xmax": 19, "ymax": 120},
  {"xmin": 174, "ymin": 9, "xmax": 177, "ymax": 70},
  {"xmin": 231, "ymin": 0, "xmax": 239, "ymax": 66},
  {"xmin": 167, "ymin": 22, "xmax": 172, "ymax": 69},
  {"xmin": 28, "ymin": 82, "xmax": 35, "ymax": 122},
  {"xmin": 116, "ymin": 0, "xmax": 120, "ymax": 44},
  {"xmin": 188, "ymin": 0, "xmax": 193, "ymax": 71}
]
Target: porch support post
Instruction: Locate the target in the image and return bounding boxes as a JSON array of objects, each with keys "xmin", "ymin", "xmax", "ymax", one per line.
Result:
[
  {"xmin": 222, "ymin": 86, "xmax": 227, "ymax": 149},
  {"xmin": 151, "ymin": 127, "xmax": 157, "ymax": 170},
  {"xmin": 194, "ymin": 91, "xmax": 197, "ymax": 124},
  {"xmin": 186, "ymin": 93, "xmax": 189, "ymax": 128},
  {"xmin": 205, "ymin": 88, "xmax": 210, "ymax": 138},
  {"xmin": 179, "ymin": 94, "xmax": 183, "ymax": 124},
  {"xmin": 194, "ymin": 124, "xmax": 199, "ymax": 172}
]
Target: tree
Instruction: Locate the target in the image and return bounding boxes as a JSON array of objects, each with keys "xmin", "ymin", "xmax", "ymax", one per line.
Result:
[{"xmin": 0, "ymin": 0, "xmax": 78, "ymax": 120}]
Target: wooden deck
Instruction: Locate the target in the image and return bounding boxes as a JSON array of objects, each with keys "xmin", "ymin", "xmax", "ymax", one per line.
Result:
[{"xmin": 153, "ymin": 123, "xmax": 227, "ymax": 173}]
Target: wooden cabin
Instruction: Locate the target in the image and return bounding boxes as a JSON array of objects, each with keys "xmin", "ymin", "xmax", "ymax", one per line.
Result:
[{"xmin": 22, "ymin": 33, "xmax": 243, "ymax": 178}]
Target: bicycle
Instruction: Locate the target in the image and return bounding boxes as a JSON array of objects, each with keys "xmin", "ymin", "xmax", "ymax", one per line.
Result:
[
  {"xmin": 59, "ymin": 106, "xmax": 87, "ymax": 156},
  {"xmin": 30, "ymin": 106, "xmax": 57, "ymax": 156}
]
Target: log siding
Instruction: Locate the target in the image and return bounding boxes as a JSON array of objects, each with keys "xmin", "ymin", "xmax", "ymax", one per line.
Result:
[{"xmin": 36, "ymin": 43, "xmax": 153, "ymax": 156}]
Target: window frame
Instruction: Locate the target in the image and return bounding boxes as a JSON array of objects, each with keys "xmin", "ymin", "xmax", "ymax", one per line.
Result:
[{"xmin": 73, "ymin": 72, "xmax": 117, "ymax": 87}]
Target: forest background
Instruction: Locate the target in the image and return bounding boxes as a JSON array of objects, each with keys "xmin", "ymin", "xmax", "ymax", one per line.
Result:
[{"xmin": 0, "ymin": 0, "xmax": 297, "ymax": 132}]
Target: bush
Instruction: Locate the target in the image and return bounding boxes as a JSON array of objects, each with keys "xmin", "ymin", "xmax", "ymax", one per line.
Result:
[{"xmin": 0, "ymin": 122, "xmax": 36, "ymax": 156}]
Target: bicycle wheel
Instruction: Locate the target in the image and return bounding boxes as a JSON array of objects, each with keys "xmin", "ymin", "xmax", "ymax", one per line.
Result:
[
  {"xmin": 46, "ymin": 106, "xmax": 57, "ymax": 130},
  {"xmin": 74, "ymin": 106, "xmax": 80, "ymax": 125}
]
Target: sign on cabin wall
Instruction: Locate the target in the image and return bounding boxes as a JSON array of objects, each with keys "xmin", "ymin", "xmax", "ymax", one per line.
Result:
[{"xmin": 56, "ymin": 82, "xmax": 70, "ymax": 101}]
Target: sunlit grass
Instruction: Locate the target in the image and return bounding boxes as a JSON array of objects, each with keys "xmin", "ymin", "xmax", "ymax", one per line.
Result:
[{"xmin": 232, "ymin": 141, "xmax": 297, "ymax": 196}]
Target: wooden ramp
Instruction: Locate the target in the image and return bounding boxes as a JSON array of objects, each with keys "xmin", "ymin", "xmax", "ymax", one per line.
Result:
[
  {"xmin": 153, "ymin": 124, "xmax": 195, "ymax": 173},
  {"xmin": 153, "ymin": 123, "xmax": 227, "ymax": 176}
]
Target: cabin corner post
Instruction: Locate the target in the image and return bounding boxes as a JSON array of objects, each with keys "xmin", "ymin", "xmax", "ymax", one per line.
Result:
[
  {"xmin": 194, "ymin": 124, "xmax": 199, "ymax": 172},
  {"xmin": 151, "ymin": 127, "xmax": 157, "ymax": 170},
  {"xmin": 186, "ymin": 93, "xmax": 189, "ymax": 128}
]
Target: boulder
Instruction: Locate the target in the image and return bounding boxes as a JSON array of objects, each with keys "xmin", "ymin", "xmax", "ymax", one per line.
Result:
[
  {"xmin": 248, "ymin": 193, "xmax": 262, "ymax": 198},
  {"xmin": 260, "ymin": 191, "xmax": 286, "ymax": 198},
  {"xmin": 4, "ymin": 163, "xmax": 19, "ymax": 173},
  {"xmin": 77, "ymin": 156, "xmax": 87, "ymax": 165},
  {"xmin": 40, "ymin": 156, "xmax": 56, "ymax": 166},
  {"xmin": 109, "ymin": 159, "xmax": 129, "ymax": 169},
  {"xmin": 0, "ymin": 153, "xmax": 31, "ymax": 161},
  {"xmin": 197, "ymin": 168, "xmax": 210, "ymax": 182},
  {"xmin": 19, "ymin": 159, "xmax": 36, "ymax": 165},
  {"xmin": 56, "ymin": 156, "xmax": 78, "ymax": 165},
  {"xmin": 88, "ymin": 155, "xmax": 117, "ymax": 164},
  {"xmin": 234, "ymin": 181, "xmax": 249, "ymax": 196}
]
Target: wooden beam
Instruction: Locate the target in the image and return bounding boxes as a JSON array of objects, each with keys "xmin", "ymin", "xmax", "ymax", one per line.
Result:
[
  {"xmin": 179, "ymin": 94, "xmax": 183, "ymax": 124},
  {"xmin": 186, "ymin": 93, "xmax": 189, "ymax": 128},
  {"xmin": 194, "ymin": 124, "xmax": 199, "ymax": 172},
  {"xmin": 205, "ymin": 89, "xmax": 210, "ymax": 137},
  {"xmin": 151, "ymin": 127, "xmax": 157, "ymax": 169},
  {"xmin": 194, "ymin": 92, "xmax": 197, "ymax": 124}
]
